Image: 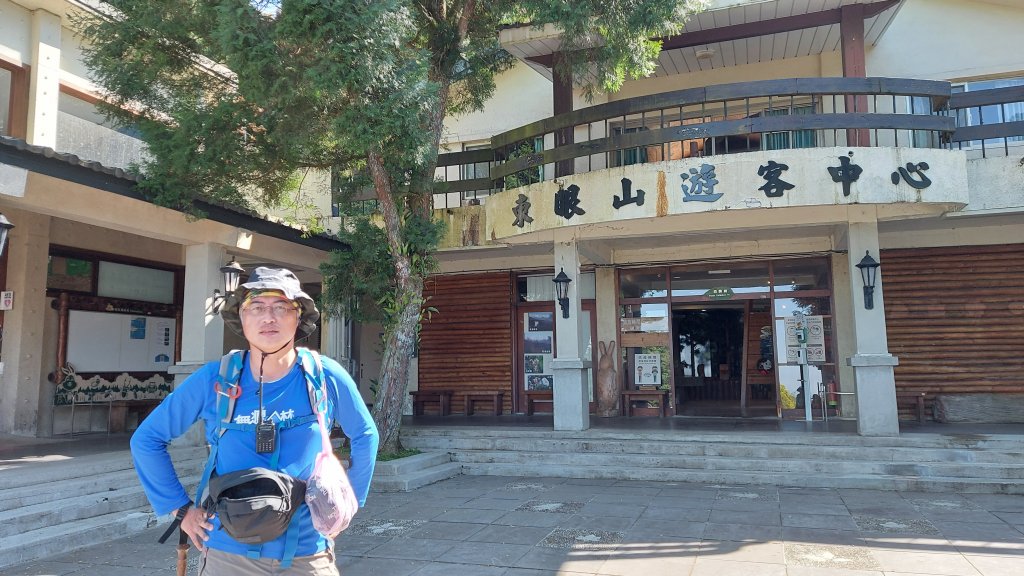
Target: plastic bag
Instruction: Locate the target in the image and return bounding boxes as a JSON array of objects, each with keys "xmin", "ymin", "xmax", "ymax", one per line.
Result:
[{"xmin": 305, "ymin": 410, "xmax": 359, "ymax": 536}]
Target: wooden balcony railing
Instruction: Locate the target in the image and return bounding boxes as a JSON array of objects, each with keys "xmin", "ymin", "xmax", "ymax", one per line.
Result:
[
  {"xmin": 433, "ymin": 76, "xmax": 1024, "ymax": 209},
  {"xmin": 947, "ymin": 84, "xmax": 1024, "ymax": 158}
]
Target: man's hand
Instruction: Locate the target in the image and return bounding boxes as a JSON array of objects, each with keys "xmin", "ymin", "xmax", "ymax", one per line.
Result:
[{"xmin": 180, "ymin": 506, "xmax": 214, "ymax": 551}]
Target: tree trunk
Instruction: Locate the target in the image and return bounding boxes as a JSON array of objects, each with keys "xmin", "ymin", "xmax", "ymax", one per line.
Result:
[
  {"xmin": 364, "ymin": 2, "xmax": 472, "ymax": 452},
  {"xmin": 367, "ymin": 151, "xmax": 425, "ymax": 453},
  {"xmin": 371, "ymin": 275, "xmax": 424, "ymax": 453}
]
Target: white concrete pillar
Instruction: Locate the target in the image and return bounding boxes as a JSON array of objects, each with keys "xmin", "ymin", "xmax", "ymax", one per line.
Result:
[
  {"xmin": 321, "ymin": 315, "xmax": 352, "ymax": 370},
  {"xmin": 552, "ymin": 239, "xmax": 590, "ymax": 431},
  {"xmin": 167, "ymin": 244, "xmax": 229, "ymax": 445},
  {"xmin": 180, "ymin": 244, "xmax": 229, "ymax": 365},
  {"xmin": 0, "ymin": 210, "xmax": 51, "ymax": 435},
  {"xmin": 27, "ymin": 10, "xmax": 61, "ymax": 149},
  {"xmin": 845, "ymin": 216, "xmax": 899, "ymax": 436}
]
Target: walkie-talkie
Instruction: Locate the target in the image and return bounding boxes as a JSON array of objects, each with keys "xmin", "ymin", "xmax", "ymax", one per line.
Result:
[
  {"xmin": 254, "ymin": 347, "xmax": 285, "ymax": 454},
  {"xmin": 256, "ymin": 420, "xmax": 276, "ymax": 453}
]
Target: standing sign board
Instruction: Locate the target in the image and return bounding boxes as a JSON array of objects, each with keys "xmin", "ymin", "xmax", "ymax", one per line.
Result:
[{"xmin": 784, "ymin": 315, "xmax": 825, "ymax": 364}]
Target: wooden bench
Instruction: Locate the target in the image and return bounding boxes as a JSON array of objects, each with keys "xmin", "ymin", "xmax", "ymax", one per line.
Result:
[
  {"xmin": 525, "ymin": 390, "xmax": 553, "ymax": 415},
  {"xmin": 621, "ymin": 390, "xmax": 669, "ymax": 417},
  {"xmin": 464, "ymin": 392, "xmax": 504, "ymax": 415},
  {"xmin": 410, "ymin": 390, "xmax": 453, "ymax": 416},
  {"xmin": 897, "ymin": 392, "xmax": 928, "ymax": 423}
]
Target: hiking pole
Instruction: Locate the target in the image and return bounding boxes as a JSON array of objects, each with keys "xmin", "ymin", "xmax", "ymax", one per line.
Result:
[
  {"xmin": 176, "ymin": 528, "xmax": 188, "ymax": 576},
  {"xmin": 159, "ymin": 506, "xmax": 191, "ymax": 576}
]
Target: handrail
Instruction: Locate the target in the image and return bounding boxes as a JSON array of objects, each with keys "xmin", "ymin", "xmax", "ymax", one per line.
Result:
[
  {"xmin": 431, "ymin": 76, "xmax": 1001, "ymax": 209},
  {"xmin": 492, "ymin": 113, "xmax": 954, "ymax": 181},
  {"xmin": 949, "ymin": 85, "xmax": 1024, "ymax": 110},
  {"xmin": 491, "ymin": 77, "xmax": 951, "ymax": 148}
]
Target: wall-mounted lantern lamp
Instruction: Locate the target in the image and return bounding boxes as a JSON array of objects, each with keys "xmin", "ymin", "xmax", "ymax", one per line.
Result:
[
  {"xmin": 552, "ymin": 268, "xmax": 572, "ymax": 319},
  {"xmin": 855, "ymin": 250, "xmax": 880, "ymax": 310},
  {"xmin": 212, "ymin": 257, "xmax": 245, "ymax": 313},
  {"xmin": 0, "ymin": 213, "xmax": 14, "ymax": 259}
]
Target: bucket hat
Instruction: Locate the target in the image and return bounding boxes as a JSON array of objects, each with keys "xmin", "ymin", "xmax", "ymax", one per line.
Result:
[{"xmin": 221, "ymin": 267, "xmax": 320, "ymax": 339}]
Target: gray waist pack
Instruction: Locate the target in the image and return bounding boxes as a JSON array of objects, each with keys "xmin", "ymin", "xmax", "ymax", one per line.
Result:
[{"xmin": 204, "ymin": 467, "xmax": 306, "ymax": 544}]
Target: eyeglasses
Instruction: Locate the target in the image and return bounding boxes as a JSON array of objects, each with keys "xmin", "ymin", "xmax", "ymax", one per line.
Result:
[{"xmin": 241, "ymin": 302, "xmax": 299, "ymax": 318}]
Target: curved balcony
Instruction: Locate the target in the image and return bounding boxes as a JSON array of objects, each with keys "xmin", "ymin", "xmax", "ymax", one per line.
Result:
[{"xmin": 434, "ymin": 76, "xmax": 1024, "ymax": 209}]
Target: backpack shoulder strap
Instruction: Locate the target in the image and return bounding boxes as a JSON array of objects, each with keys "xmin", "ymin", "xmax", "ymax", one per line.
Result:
[
  {"xmin": 297, "ymin": 347, "xmax": 328, "ymax": 418},
  {"xmin": 196, "ymin": 350, "xmax": 246, "ymax": 509},
  {"xmin": 215, "ymin": 350, "xmax": 246, "ymax": 437}
]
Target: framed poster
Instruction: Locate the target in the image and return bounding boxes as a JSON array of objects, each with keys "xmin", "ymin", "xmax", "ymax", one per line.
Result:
[
  {"xmin": 527, "ymin": 312, "xmax": 553, "ymax": 332},
  {"xmin": 523, "ymin": 311, "xmax": 554, "ymax": 391},
  {"xmin": 527, "ymin": 374, "xmax": 553, "ymax": 391},
  {"xmin": 524, "ymin": 332, "xmax": 552, "ymax": 354},
  {"xmin": 525, "ymin": 354, "xmax": 545, "ymax": 374},
  {"xmin": 634, "ymin": 353, "xmax": 662, "ymax": 386}
]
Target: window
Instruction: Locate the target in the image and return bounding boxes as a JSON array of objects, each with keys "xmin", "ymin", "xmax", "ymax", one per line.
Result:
[
  {"xmin": 47, "ymin": 250, "xmax": 179, "ymax": 305},
  {"xmin": 461, "ymin": 143, "xmax": 494, "ymax": 204},
  {"xmin": 762, "ymin": 103, "xmax": 816, "ymax": 151},
  {"xmin": 503, "ymin": 136, "xmax": 544, "ymax": 190},
  {"xmin": 613, "ymin": 126, "xmax": 649, "ymax": 166},
  {"xmin": 954, "ymin": 77, "xmax": 1024, "ymax": 148}
]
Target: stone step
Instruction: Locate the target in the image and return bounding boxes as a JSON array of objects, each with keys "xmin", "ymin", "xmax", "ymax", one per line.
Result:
[
  {"xmin": 448, "ymin": 449, "xmax": 1024, "ymax": 481},
  {"xmin": 459, "ymin": 462, "xmax": 1024, "ymax": 494},
  {"xmin": 402, "ymin": 433, "xmax": 1024, "ymax": 464},
  {"xmin": 402, "ymin": 427, "xmax": 1024, "ymax": 451},
  {"xmin": 371, "ymin": 452, "xmax": 462, "ymax": 492},
  {"xmin": 0, "ymin": 456, "xmax": 206, "ymax": 512},
  {"xmin": 0, "ymin": 482, "xmax": 152, "ymax": 539},
  {"xmin": 373, "ymin": 462, "xmax": 464, "ymax": 492},
  {"xmin": 372, "ymin": 451, "xmax": 454, "ymax": 476},
  {"xmin": 401, "ymin": 428, "xmax": 1024, "ymax": 493},
  {"xmin": 0, "ymin": 445, "xmax": 207, "ymax": 570},
  {"xmin": 0, "ymin": 445, "xmax": 207, "ymax": 491},
  {"xmin": 0, "ymin": 509, "xmax": 157, "ymax": 571}
]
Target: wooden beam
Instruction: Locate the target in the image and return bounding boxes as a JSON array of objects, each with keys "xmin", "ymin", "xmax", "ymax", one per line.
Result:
[
  {"xmin": 841, "ymin": 4, "xmax": 870, "ymax": 146},
  {"xmin": 552, "ymin": 52, "xmax": 574, "ymax": 178},
  {"xmin": 4, "ymin": 63, "xmax": 30, "ymax": 140}
]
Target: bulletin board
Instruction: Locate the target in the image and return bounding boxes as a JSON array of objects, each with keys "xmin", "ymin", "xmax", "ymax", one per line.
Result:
[{"xmin": 66, "ymin": 310, "xmax": 176, "ymax": 372}]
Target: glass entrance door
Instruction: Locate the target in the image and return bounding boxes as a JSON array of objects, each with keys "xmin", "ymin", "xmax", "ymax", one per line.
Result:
[{"xmin": 672, "ymin": 304, "xmax": 746, "ymax": 417}]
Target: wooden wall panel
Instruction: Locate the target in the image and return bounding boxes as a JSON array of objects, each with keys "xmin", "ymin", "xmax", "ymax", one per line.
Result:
[
  {"xmin": 882, "ymin": 244, "xmax": 1024, "ymax": 420},
  {"xmin": 418, "ymin": 272, "xmax": 513, "ymax": 414}
]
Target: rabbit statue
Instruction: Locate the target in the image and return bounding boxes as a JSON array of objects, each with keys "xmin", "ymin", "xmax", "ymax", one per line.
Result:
[{"xmin": 596, "ymin": 340, "xmax": 620, "ymax": 417}]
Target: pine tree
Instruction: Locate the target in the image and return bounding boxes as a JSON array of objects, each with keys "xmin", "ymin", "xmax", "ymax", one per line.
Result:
[{"xmin": 76, "ymin": 0, "xmax": 708, "ymax": 453}]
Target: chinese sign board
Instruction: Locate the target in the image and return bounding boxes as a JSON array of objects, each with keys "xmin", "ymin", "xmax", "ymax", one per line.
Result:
[
  {"xmin": 784, "ymin": 315, "xmax": 825, "ymax": 364},
  {"xmin": 487, "ymin": 148, "xmax": 968, "ymax": 240},
  {"xmin": 705, "ymin": 287, "xmax": 734, "ymax": 300}
]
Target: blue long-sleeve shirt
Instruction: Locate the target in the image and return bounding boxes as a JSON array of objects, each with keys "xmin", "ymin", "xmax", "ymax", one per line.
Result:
[{"xmin": 131, "ymin": 353, "xmax": 378, "ymax": 559}]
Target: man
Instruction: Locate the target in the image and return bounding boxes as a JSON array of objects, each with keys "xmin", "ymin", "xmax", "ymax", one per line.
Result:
[{"xmin": 132, "ymin": 267, "xmax": 378, "ymax": 575}]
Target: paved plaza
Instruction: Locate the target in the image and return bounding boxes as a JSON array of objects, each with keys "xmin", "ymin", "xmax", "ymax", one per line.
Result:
[{"xmin": 6, "ymin": 472, "xmax": 1024, "ymax": 575}]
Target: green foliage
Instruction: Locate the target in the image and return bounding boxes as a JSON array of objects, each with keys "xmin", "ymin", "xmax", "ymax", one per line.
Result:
[
  {"xmin": 334, "ymin": 444, "xmax": 417, "ymax": 461},
  {"xmin": 76, "ymin": 0, "xmax": 435, "ymax": 214},
  {"xmin": 503, "ymin": 140, "xmax": 543, "ymax": 191},
  {"xmin": 319, "ymin": 218, "xmax": 393, "ymax": 324},
  {"xmin": 377, "ymin": 448, "xmax": 421, "ymax": 461},
  {"xmin": 319, "ymin": 209, "xmax": 443, "ymax": 329},
  {"xmin": 779, "ymin": 384, "xmax": 797, "ymax": 410},
  {"xmin": 505, "ymin": 0, "xmax": 709, "ymax": 100}
]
